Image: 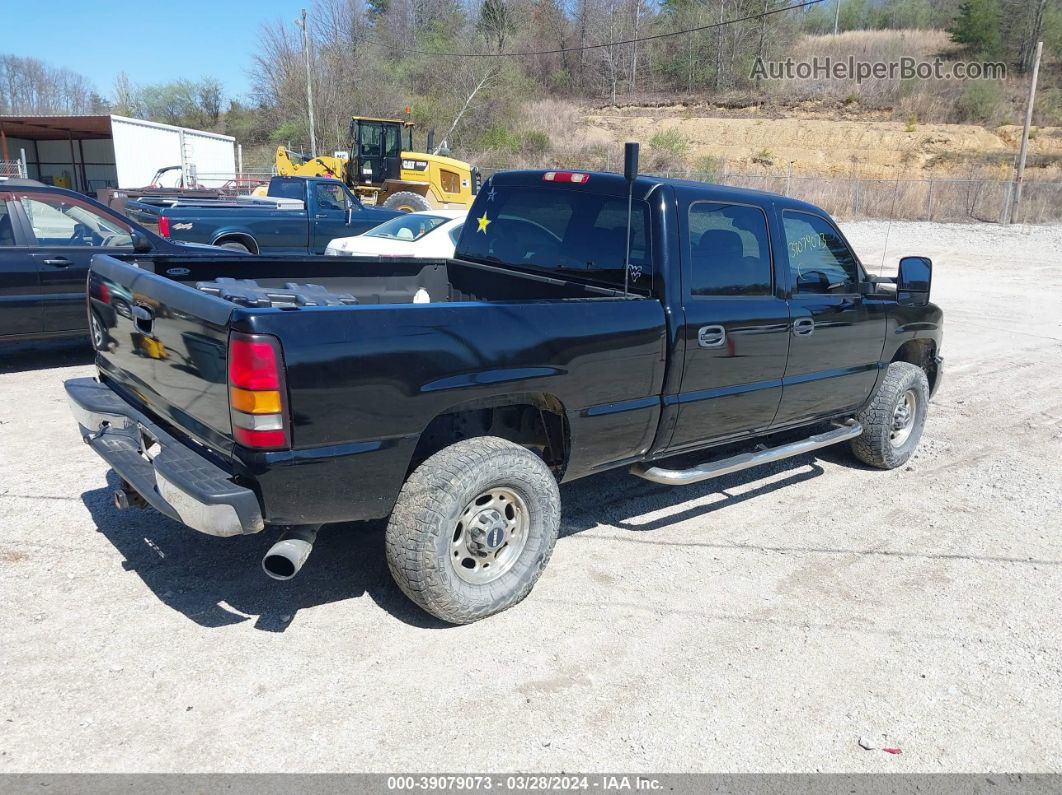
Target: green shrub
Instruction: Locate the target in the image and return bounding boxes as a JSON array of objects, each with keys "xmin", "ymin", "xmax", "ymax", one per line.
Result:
[
  {"xmin": 955, "ymin": 80, "xmax": 1005, "ymax": 124},
  {"xmin": 648, "ymin": 129, "xmax": 690, "ymax": 159},
  {"xmin": 751, "ymin": 148, "xmax": 774, "ymax": 166},
  {"xmin": 694, "ymin": 154, "xmax": 723, "ymax": 179},
  {"xmin": 269, "ymin": 120, "xmax": 308, "ymax": 146},
  {"xmin": 1035, "ymin": 88, "xmax": 1062, "ymax": 127},
  {"xmin": 479, "ymin": 126, "xmax": 521, "ymax": 153},
  {"xmin": 522, "ymin": 130, "xmax": 551, "ymax": 156}
]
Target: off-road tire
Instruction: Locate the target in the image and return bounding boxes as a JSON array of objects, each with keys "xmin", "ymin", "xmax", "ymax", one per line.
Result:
[
  {"xmin": 385, "ymin": 436, "xmax": 561, "ymax": 624},
  {"xmin": 383, "ymin": 191, "xmax": 432, "ymax": 213},
  {"xmin": 851, "ymin": 361, "xmax": 930, "ymax": 469},
  {"xmin": 218, "ymin": 240, "xmax": 251, "ymax": 253}
]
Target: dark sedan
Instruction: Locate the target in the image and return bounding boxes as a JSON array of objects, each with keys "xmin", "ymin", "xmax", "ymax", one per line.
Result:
[{"xmin": 0, "ymin": 179, "xmax": 240, "ymax": 343}]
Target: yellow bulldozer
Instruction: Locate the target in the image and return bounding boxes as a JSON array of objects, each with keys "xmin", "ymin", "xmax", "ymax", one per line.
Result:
[{"xmin": 275, "ymin": 116, "xmax": 480, "ymax": 212}]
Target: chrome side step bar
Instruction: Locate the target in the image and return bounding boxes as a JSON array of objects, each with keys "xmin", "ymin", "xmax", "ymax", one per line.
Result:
[{"xmin": 630, "ymin": 420, "xmax": 862, "ymax": 486}]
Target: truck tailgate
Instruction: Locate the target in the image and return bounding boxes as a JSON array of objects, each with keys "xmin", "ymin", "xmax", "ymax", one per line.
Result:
[{"xmin": 90, "ymin": 254, "xmax": 238, "ymax": 457}]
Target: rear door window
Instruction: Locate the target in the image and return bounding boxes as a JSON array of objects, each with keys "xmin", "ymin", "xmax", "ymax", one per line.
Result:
[
  {"xmin": 457, "ymin": 186, "xmax": 651, "ymax": 290},
  {"xmin": 688, "ymin": 202, "xmax": 772, "ymax": 296}
]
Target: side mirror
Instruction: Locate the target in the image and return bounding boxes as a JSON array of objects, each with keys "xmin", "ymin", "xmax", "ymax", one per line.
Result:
[
  {"xmin": 897, "ymin": 256, "xmax": 932, "ymax": 306},
  {"xmin": 131, "ymin": 230, "xmax": 153, "ymax": 254}
]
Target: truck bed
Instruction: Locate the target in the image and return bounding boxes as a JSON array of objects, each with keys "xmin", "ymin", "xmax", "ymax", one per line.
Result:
[
  {"xmin": 88, "ymin": 253, "xmax": 667, "ymax": 523},
  {"xmin": 117, "ymin": 252, "xmax": 636, "ymax": 304}
]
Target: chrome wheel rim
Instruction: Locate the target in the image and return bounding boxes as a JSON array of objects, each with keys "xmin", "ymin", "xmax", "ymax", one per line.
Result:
[
  {"xmin": 90, "ymin": 314, "xmax": 104, "ymax": 349},
  {"xmin": 449, "ymin": 487, "xmax": 529, "ymax": 584},
  {"xmin": 890, "ymin": 389, "xmax": 918, "ymax": 447}
]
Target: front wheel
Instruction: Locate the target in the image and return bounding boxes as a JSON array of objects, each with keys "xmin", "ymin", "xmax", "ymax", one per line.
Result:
[
  {"xmin": 851, "ymin": 361, "xmax": 930, "ymax": 469},
  {"xmin": 385, "ymin": 436, "xmax": 561, "ymax": 624},
  {"xmin": 383, "ymin": 191, "xmax": 432, "ymax": 213}
]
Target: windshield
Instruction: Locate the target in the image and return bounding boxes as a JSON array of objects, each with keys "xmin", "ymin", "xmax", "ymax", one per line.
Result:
[
  {"xmin": 456, "ymin": 186, "xmax": 651, "ymax": 290},
  {"xmin": 366, "ymin": 214, "xmax": 449, "ymax": 241}
]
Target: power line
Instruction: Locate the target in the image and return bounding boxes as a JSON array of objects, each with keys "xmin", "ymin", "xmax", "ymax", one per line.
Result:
[{"xmin": 370, "ymin": 0, "xmax": 825, "ymax": 59}]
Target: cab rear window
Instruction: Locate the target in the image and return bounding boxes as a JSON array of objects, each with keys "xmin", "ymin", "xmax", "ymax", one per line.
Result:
[{"xmin": 456, "ymin": 186, "xmax": 652, "ymax": 290}]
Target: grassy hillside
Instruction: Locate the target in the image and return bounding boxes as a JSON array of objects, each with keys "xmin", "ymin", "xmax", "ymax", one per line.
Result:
[{"xmin": 455, "ymin": 29, "xmax": 1061, "ymax": 181}]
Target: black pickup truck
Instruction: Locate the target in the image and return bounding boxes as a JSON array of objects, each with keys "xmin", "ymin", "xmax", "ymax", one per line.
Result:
[{"xmin": 65, "ymin": 161, "xmax": 943, "ymax": 624}]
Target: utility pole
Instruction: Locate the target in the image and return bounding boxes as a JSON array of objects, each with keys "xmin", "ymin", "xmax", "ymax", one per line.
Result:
[
  {"xmin": 296, "ymin": 8, "xmax": 318, "ymax": 158},
  {"xmin": 834, "ymin": 0, "xmax": 840, "ymax": 35},
  {"xmin": 1010, "ymin": 40, "xmax": 1042, "ymax": 224}
]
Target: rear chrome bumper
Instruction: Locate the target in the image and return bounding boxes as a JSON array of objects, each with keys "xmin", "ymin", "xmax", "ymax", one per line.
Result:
[{"xmin": 65, "ymin": 377, "xmax": 264, "ymax": 537}]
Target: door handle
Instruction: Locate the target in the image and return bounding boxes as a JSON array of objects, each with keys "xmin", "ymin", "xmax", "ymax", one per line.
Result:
[
  {"xmin": 792, "ymin": 317, "xmax": 815, "ymax": 336},
  {"xmin": 697, "ymin": 324, "xmax": 726, "ymax": 348},
  {"xmin": 43, "ymin": 257, "xmax": 71, "ymax": 267}
]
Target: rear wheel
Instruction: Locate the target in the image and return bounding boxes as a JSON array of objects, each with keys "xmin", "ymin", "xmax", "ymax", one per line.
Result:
[
  {"xmin": 851, "ymin": 362, "xmax": 930, "ymax": 469},
  {"xmin": 218, "ymin": 240, "xmax": 251, "ymax": 253},
  {"xmin": 383, "ymin": 191, "xmax": 432, "ymax": 213},
  {"xmin": 385, "ymin": 436, "xmax": 561, "ymax": 624}
]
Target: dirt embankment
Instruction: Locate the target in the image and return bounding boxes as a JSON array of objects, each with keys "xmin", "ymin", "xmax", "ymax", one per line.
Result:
[{"xmin": 580, "ymin": 105, "xmax": 1062, "ymax": 179}]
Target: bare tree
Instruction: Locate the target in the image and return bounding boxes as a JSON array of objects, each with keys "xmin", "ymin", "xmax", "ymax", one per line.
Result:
[{"xmin": 0, "ymin": 54, "xmax": 96, "ymax": 114}]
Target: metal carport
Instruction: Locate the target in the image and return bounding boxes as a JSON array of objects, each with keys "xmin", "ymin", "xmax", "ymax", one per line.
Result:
[{"xmin": 0, "ymin": 114, "xmax": 236, "ymax": 194}]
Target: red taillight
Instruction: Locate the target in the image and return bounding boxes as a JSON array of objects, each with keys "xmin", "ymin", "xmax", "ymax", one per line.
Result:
[
  {"xmin": 229, "ymin": 338, "xmax": 281, "ymax": 390},
  {"xmin": 543, "ymin": 171, "xmax": 589, "ymax": 184},
  {"xmin": 228, "ymin": 332, "xmax": 289, "ymax": 450},
  {"xmin": 158, "ymin": 216, "xmax": 171, "ymax": 238},
  {"xmin": 98, "ymin": 282, "xmax": 111, "ymax": 304},
  {"xmin": 233, "ymin": 427, "xmax": 288, "ymax": 449}
]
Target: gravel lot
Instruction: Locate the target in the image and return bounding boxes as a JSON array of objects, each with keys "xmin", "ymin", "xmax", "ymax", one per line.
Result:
[{"xmin": 1, "ymin": 221, "xmax": 1060, "ymax": 773}]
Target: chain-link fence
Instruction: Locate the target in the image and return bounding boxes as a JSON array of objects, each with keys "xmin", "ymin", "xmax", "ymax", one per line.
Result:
[
  {"xmin": 0, "ymin": 159, "xmax": 26, "ymax": 179},
  {"xmin": 669, "ymin": 171, "xmax": 1061, "ymax": 225},
  {"xmin": 477, "ymin": 164, "xmax": 1060, "ymax": 225},
  {"xmin": 197, "ymin": 161, "xmax": 1061, "ymax": 224}
]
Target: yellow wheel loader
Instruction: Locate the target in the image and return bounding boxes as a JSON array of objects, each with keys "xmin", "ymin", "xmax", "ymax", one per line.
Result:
[{"xmin": 275, "ymin": 117, "xmax": 480, "ymax": 212}]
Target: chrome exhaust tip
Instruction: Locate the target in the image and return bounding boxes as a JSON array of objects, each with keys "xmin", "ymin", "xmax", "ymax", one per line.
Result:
[{"xmin": 262, "ymin": 525, "xmax": 320, "ymax": 581}]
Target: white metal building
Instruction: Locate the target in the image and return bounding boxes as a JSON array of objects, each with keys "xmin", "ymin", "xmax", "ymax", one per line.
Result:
[{"xmin": 0, "ymin": 114, "xmax": 236, "ymax": 193}]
